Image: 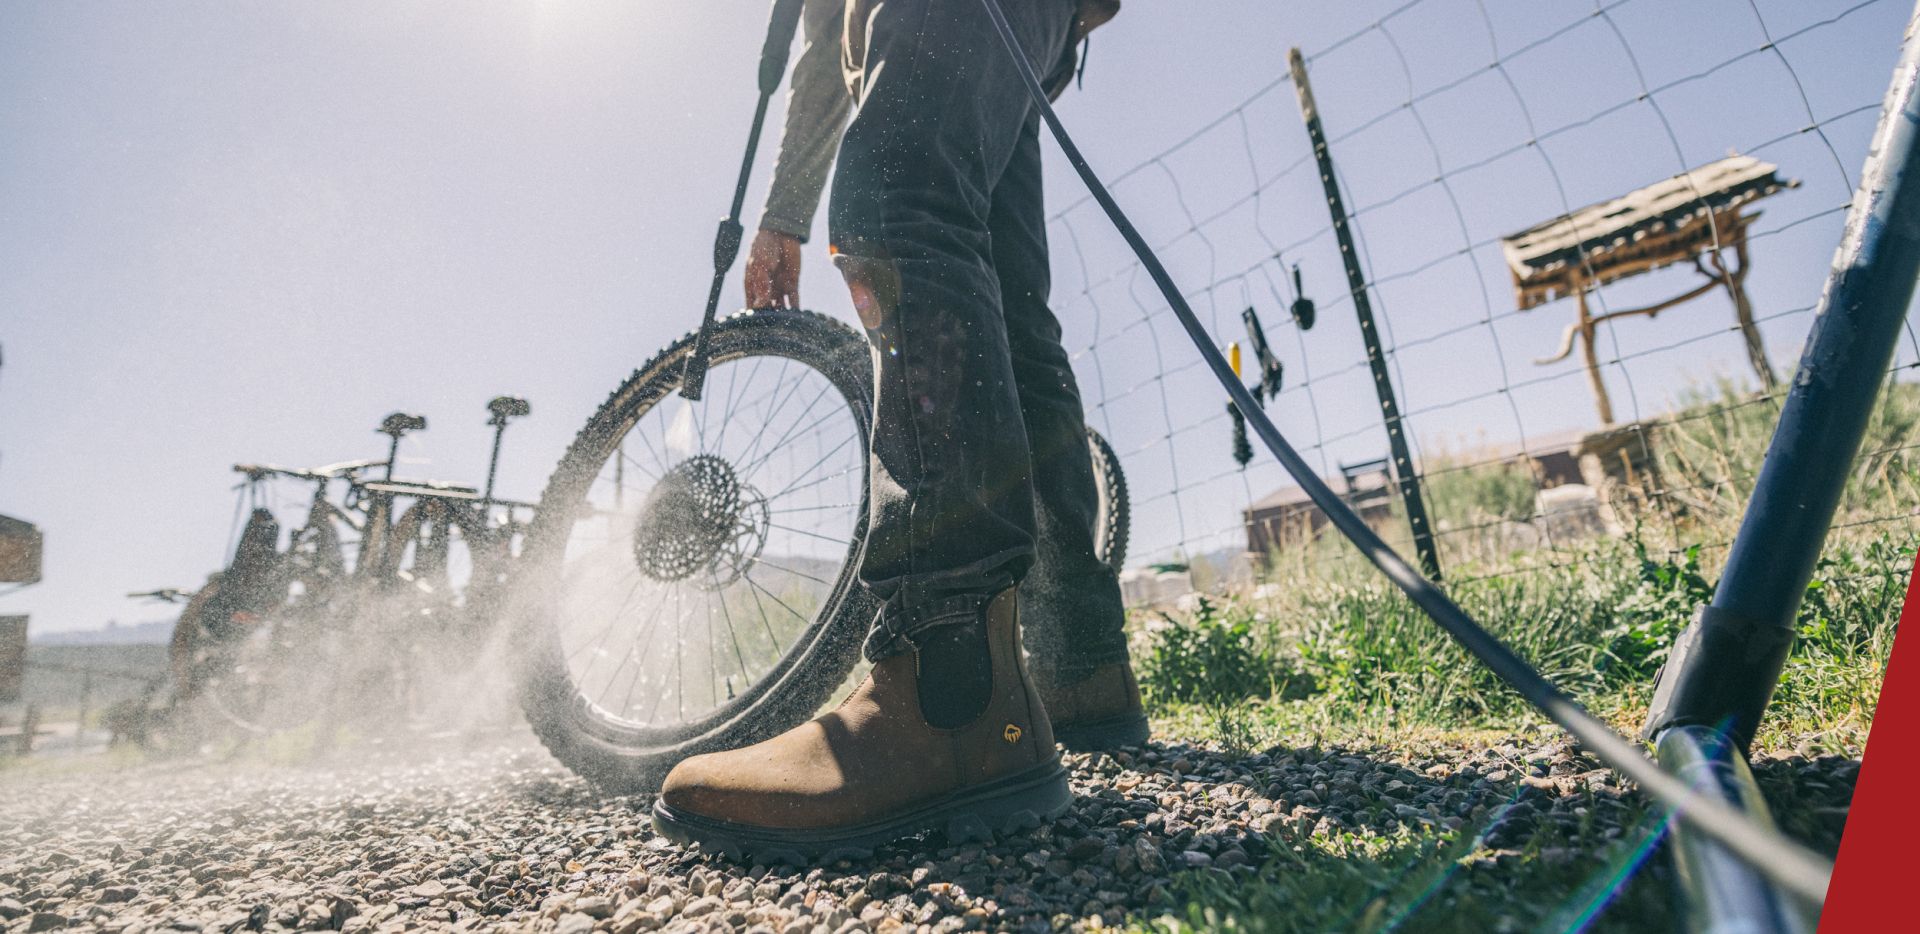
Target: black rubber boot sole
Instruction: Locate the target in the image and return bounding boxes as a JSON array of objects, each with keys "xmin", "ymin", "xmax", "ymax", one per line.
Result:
[
  {"xmin": 650, "ymin": 759, "xmax": 1072, "ymax": 864},
  {"xmin": 1053, "ymin": 711, "xmax": 1151, "ymax": 753}
]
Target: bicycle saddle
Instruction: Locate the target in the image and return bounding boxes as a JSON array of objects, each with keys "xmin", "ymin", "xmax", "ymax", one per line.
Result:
[
  {"xmin": 379, "ymin": 412, "xmax": 428, "ymax": 437},
  {"xmin": 487, "ymin": 396, "xmax": 531, "ymax": 422}
]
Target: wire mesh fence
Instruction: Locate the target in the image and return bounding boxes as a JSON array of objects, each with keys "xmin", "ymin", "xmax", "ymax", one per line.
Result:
[{"xmin": 1050, "ymin": 0, "xmax": 1920, "ymax": 597}]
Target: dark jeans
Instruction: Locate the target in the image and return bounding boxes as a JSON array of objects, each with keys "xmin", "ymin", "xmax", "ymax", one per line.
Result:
[{"xmin": 829, "ymin": 0, "xmax": 1127, "ymax": 678}]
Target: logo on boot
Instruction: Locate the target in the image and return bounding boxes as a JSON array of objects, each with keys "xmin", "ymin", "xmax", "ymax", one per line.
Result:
[{"xmin": 1003, "ymin": 723, "xmax": 1023, "ymax": 744}]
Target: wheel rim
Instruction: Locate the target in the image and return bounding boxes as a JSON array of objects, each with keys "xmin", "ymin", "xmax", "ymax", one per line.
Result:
[
  {"xmin": 541, "ymin": 337, "xmax": 869, "ymax": 739},
  {"xmin": 202, "ymin": 616, "xmax": 322, "ymax": 734}
]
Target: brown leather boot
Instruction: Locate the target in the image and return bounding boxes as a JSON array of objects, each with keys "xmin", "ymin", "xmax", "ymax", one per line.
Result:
[
  {"xmin": 652, "ymin": 589, "xmax": 1071, "ymax": 862},
  {"xmin": 1035, "ymin": 662, "xmax": 1150, "ymax": 752}
]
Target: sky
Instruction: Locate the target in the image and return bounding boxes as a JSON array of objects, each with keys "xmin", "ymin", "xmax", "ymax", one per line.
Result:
[{"xmin": 3, "ymin": 0, "xmax": 1914, "ymax": 634}]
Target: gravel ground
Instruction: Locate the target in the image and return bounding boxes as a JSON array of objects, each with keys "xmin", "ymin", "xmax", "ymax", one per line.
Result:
[{"xmin": 0, "ymin": 730, "xmax": 1857, "ymax": 933}]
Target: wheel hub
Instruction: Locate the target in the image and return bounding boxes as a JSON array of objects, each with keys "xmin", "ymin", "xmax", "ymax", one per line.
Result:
[{"xmin": 631, "ymin": 455, "xmax": 768, "ymax": 588}]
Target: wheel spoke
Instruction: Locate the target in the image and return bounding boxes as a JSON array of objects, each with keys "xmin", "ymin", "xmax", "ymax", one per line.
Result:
[
  {"xmin": 731, "ymin": 360, "xmax": 801, "ymax": 470},
  {"xmin": 736, "ymin": 382, "xmax": 836, "ymax": 481},
  {"xmin": 567, "ymin": 573, "xmax": 649, "ymax": 670},
  {"xmin": 595, "ymin": 591, "xmax": 669, "ymax": 701},
  {"xmin": 747, "ymin": 556, "xmax": 832, "ymax": 586},
  {"xmin": 769, "ymin": 501, "xmax": 860, "ymax": 515},
  {"xmin": 768, "ymin": 464, "xmax": 863, "ymax": 502},
  {"xmin": 767, "ymin": 432, "xmax": 863, "ymax": 502},
  {"xmin": 631, "ymin": 411, "xmax": 674, "ymax": 478},
  {"xmin": 615, "ymin": 636, "xmax": 649, "ymax": 719},
  {"xmin": 711, "ymin": 570, "xmax": 753, "ymax": 689},
  {"xmin": 618, "ymin": 447, "xmax": 661, "ymax": 486},
  {"xmin": 703, "ymin": 588, "xmax": 720, "ymax": 710},
  {"xmin": 767, "ymin": 522, "xmax": 849, "ymax": 546},
  {"xmin": 674, "ymin": 586, "xmax": 686, "ymax": 721},
  {"xmin": 741, "ymin": 570, "xmax": 811, "ymax": 625},
  {"xmin": 712, "ymin": 352, "xmax": 762, "ymax": 456},
  {"xmin": 617, "ymin": 583, "xmax": 675, "ymax": 717},
  {"xmin": 741, "ymin": 568, "xmax": 788, "ymax": 652}
]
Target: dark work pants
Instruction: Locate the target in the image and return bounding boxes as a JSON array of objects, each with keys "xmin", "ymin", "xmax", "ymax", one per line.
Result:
[{"xmin": 829, "ymin": 0, "xmax": 1127, "ymax": 677}]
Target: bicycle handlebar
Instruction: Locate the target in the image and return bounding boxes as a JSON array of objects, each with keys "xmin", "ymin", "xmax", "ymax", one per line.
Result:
[
  {"xmin": 128, "ymin": 588, "xmax": 195, "ymax": 604},
  {"xmin": 233, "ymin": 459, "xmax": 387, "ymax": 483}
]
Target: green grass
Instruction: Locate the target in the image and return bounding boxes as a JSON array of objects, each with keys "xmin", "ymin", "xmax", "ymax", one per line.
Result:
[
  {"xmin": 1137, "ymin": 527, "xmax": 1904, "ymax": 747},
  {"xmin": 1133, "ymin": 807, "xmax": 1677, "ymax": 934},
  {"xmin": 1125, "ymin": 382, "xmax": 1916, "ymax": 932}
]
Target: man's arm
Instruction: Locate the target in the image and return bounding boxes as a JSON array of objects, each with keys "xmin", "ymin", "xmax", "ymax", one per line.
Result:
[
  {"xmin": 760, "ymin": 0, "xmax": 851, "ymax": 243},
  {"xmin": 747, "ymin": 0, "xmax": 850, "ymax": 309}
]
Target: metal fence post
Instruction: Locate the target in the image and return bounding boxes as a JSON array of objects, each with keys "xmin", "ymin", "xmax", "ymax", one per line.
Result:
[{"xmin": 1288, "ymin": 49, "xmax": 1442, "ymax": 579}]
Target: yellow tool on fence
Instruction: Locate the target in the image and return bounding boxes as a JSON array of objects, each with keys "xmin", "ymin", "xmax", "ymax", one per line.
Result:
[{"xmin": 1226, "ymin": 341, "xmax": 1251, "ymax": 467}]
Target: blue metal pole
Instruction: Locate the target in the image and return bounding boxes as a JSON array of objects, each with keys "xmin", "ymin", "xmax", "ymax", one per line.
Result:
[
  {"xmin": 1657, "ymin": 725, "xmax": 1817, "ymax": 933},
  {"xmin": 1644, "ymin": 0, "xmax": 1920, "ymax": 749}
]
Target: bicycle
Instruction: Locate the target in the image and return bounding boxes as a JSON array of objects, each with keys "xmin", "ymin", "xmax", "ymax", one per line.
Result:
[
  {"xmin": 146, "ymin": 398, "xmax": 538, "ymax": 739},
  {"xmin": 511, "ymin": 1, "xmax": 1129, "ymax": 793}
]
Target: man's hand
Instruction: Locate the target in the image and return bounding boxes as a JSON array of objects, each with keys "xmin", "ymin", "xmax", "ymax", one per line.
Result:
[{"xmin": 744, "ymin": 229, "xmax": 803, "ymax": 309}]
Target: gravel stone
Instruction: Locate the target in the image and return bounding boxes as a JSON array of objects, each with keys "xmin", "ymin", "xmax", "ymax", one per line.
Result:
[
  {"xmin": 25, "ymin": 913, "xmax": 68, "ymax": 933},
  {"xmin": 0, "ymin": 728, "xmax": 1861, "ymax": 932}
]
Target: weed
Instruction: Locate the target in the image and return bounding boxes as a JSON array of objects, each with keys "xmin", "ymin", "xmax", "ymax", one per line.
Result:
[
  {"xmin": 1600, "ymin": 536, "xmax": 1715, "ymax": 680},
  {"xmin": 1203, "ymin": 701, "xmax": 1268, "ymax": 758},
  {"xmin": 1139, "ymin": 597, "xmax": 1308, "ymax": 708}
]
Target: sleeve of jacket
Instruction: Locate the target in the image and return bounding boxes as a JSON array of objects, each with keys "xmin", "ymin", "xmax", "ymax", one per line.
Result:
[{"xmin": 758, "ymin": 0, "xmax": 852, "ymax": 243}]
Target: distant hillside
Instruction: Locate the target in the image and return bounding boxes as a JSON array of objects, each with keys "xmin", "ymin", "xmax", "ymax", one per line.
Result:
[
  {"xmin": 13, "ymin": 643, "xmax": 171, "ymax": 714},
  {"xmin": 30, "ymin": 619, "xmax": 173, "ymax": 646}
]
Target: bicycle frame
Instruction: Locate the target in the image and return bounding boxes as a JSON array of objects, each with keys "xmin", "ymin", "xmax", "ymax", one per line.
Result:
[
  {"xmin": 220, "ymin": 401, "xmax": 539, "ymax": 624},
  {"xmin": 352, "ymin": 480, "xmax": 533, "ymax": 594}
]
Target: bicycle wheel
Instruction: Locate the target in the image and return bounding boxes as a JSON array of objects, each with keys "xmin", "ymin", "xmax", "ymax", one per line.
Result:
[
  {"xmin": 515, "ymin": 309, "xmax": 878, "ymax": 793},
  {"xmin": 197, "ymin": 606, "xmax": 331, "ymax": 735},
  {"xmin": 1087, "ymin": 427, "xmax": 1129, "ymax": 571}
]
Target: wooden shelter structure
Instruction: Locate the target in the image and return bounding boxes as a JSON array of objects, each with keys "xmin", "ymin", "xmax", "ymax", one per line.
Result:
[
  {"xmin": 1500, "ymin": 155, "xmax": 1798, "ymax": 424},
  {"xmin": 0, "ymin": 515, "xmax": 39, "ymax": 586}
]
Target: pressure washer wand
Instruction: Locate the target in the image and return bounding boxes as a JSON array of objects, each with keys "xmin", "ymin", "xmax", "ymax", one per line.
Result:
[{"xmin": 680, "ymin": 0, "xmax": 807, "ymax": 401}]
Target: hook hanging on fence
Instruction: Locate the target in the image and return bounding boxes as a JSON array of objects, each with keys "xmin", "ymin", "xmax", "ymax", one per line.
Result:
[
  {"xmin": 1240, "ymin": 306, "xmax": 1285, "ymax": 402},
  {"xmin": 1288, "ymin": 262, "xmax": 1316, "ymax": 331}
]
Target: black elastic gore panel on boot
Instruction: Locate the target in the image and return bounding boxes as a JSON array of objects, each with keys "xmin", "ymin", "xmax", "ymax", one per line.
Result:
[{"xmin": 916, "ymin": 620, "xmax": 993, "ymax": 729}]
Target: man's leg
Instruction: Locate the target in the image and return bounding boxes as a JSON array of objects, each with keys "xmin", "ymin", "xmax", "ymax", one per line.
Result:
[
  {"xmin": 655, "ymin": 0, "xmax": 1081, "ymax": 859},
  {"xmin": 832, "ymin": 3, "xmax": 1066, "ymax": 657},
  {"xmin": 988, "ymin": 119, "xmax": 1146, "ymax": 750}
]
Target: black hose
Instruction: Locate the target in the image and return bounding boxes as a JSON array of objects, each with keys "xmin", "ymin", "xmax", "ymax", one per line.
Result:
[{"xmin": 971, "ymin": 0, "xmax": 1832, "ymax": 904}]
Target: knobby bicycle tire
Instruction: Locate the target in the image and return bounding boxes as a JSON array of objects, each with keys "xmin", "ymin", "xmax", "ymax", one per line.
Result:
[
  {"xmin": 1087, "ymin": 427, "xmax": 1129, "ymax": 571},
  {"xmin": 514, "ymin": 309, "xmax": 879, "ymax": 794}
]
